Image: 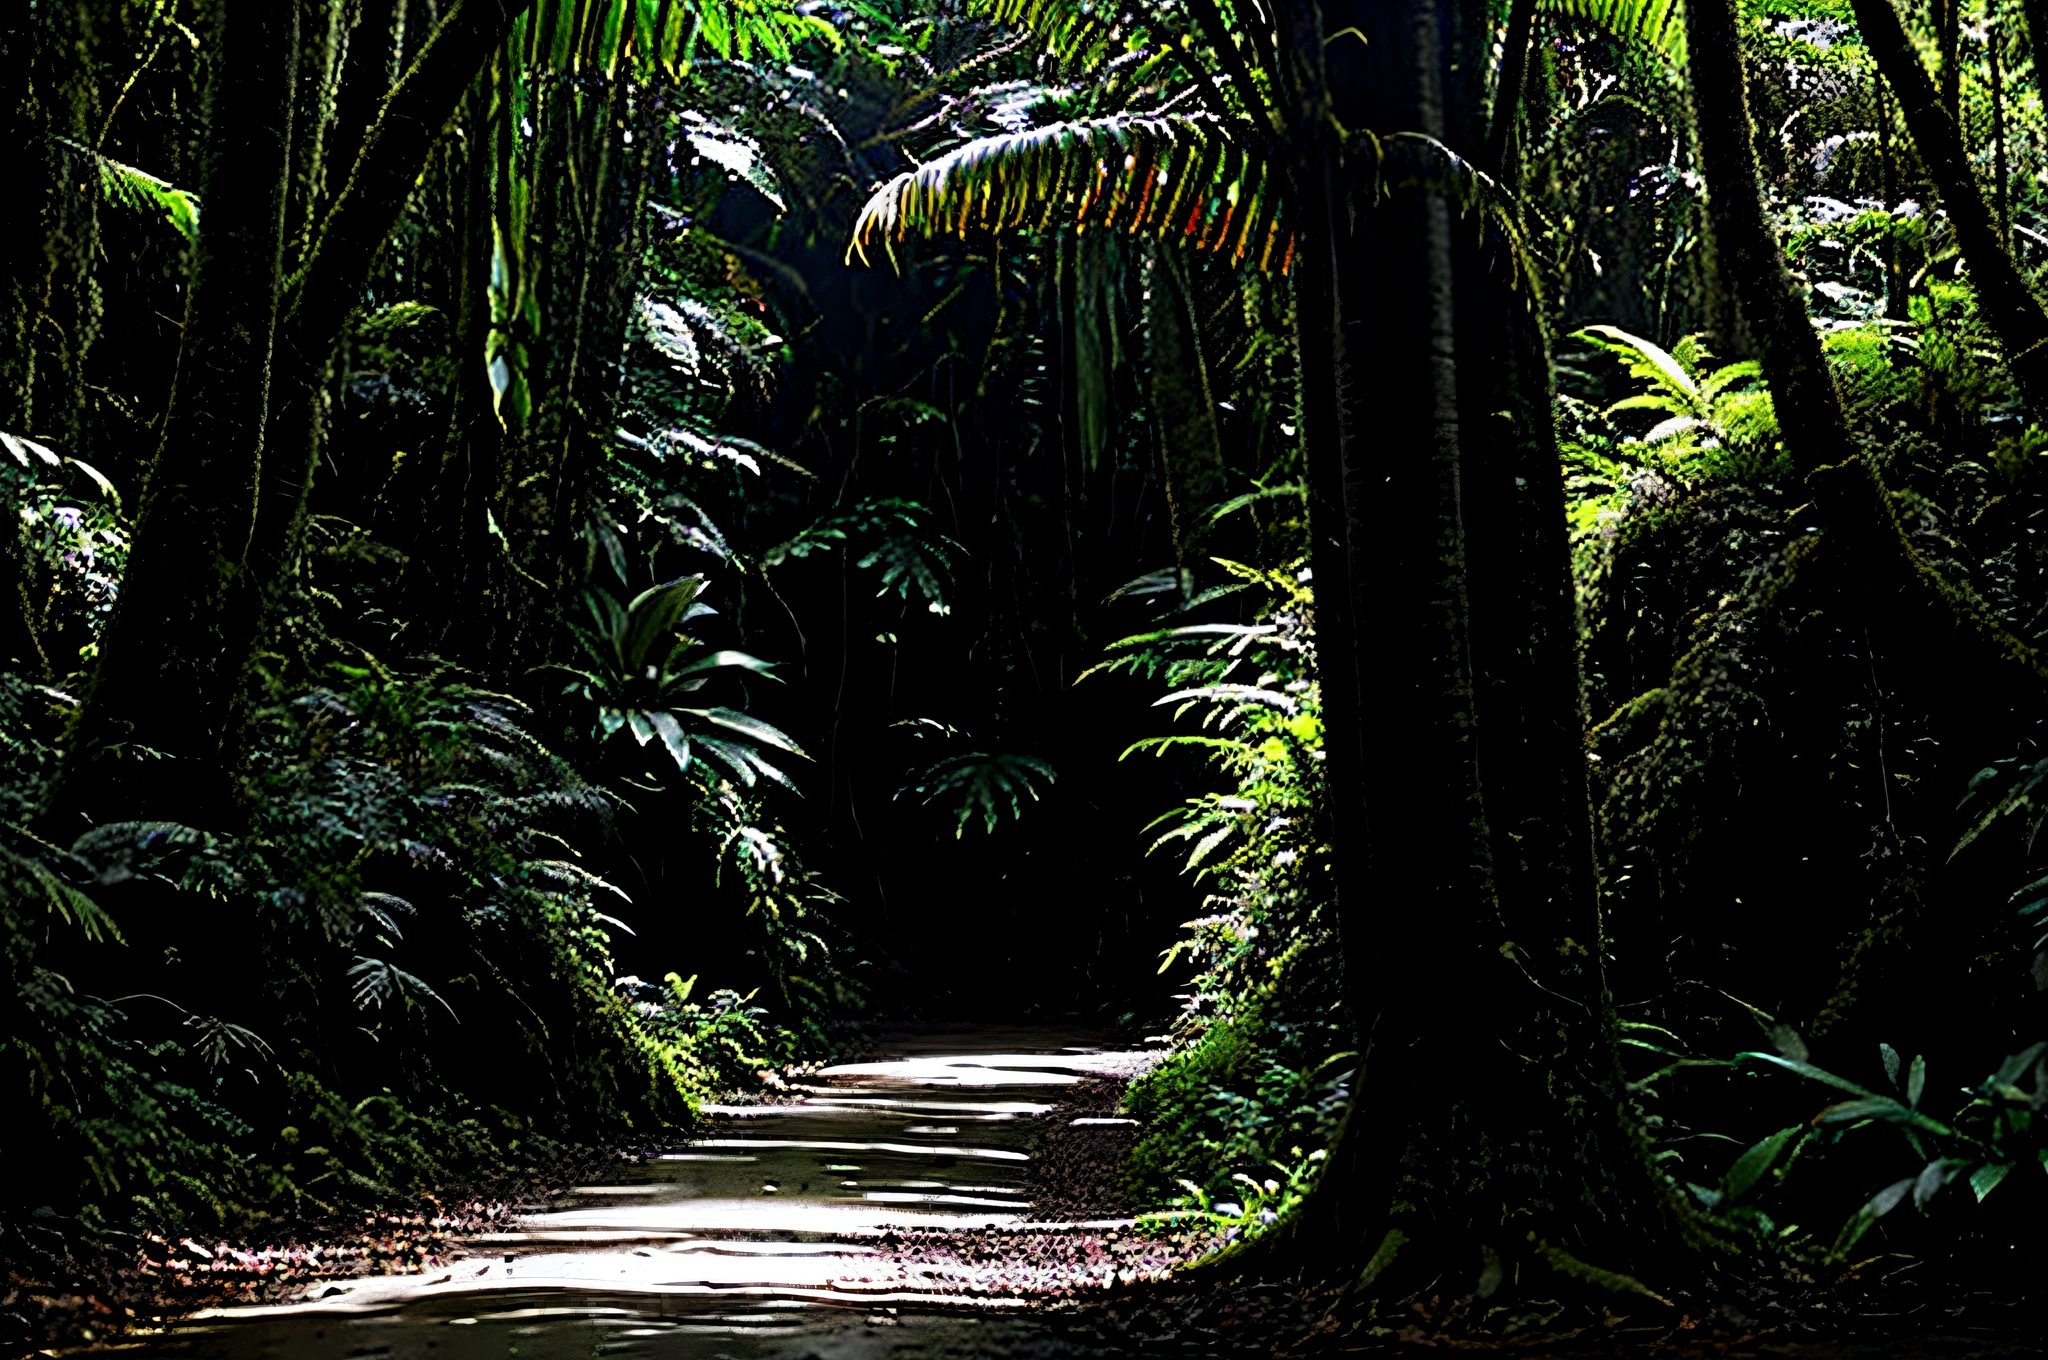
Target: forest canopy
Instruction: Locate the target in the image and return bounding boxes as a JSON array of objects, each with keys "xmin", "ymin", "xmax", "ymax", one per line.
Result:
[{"xmin": 4, "ymin": 0, "xmax": 2048, "ymax": 1349}]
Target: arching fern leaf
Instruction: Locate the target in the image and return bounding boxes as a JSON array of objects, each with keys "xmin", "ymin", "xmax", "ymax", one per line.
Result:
[
  {"xmin": 974, "ymin": 0, "xmax": 1160, "ymax": 71},
  {"xmin": 56, "ymin": 139, "xmax": 200, "ymax": 242},
  {"xmin": 850, "ymin": 113, "xmax": 1292, "ymax": 273},
  {"xmin": 899, "ymin": 752, "xmax": 1058, "ymax": 837},
  {"xmin": 1535, "ymin": 0, "xmax": 1687, "ymax": 68}
]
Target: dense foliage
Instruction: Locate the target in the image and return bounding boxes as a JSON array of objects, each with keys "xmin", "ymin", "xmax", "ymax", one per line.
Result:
[{"xmin": 7, "ymin": 0, "xmax": 2048, "ymax": 1348}]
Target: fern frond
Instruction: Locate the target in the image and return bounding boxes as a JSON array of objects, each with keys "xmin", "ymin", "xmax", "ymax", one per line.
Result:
[
  {"xmin": 975, "ymin": 0, "xmax": 1154, "ymax": 70},
  {"xmin": 850, "ymin": 113, "xmax": 1293, "ymax": 274},
  {"xmin": 898, "ymin": 752, "xmax": 1058, "ymax": 837},
  {"xmin": 1535, "ymin": 0, "xmax": 1687, "ymax": 68},
  {"xmin": 57, "ymin": 139, "xmax": 201, "ymax": 241}
]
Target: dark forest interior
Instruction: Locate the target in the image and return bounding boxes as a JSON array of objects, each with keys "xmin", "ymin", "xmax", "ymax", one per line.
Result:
[{"xmin": 4, "ymin": 0, "xmax": 2048, "ymax": 1354}]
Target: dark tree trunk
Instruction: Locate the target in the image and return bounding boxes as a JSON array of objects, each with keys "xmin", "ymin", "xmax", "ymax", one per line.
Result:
[
  {"xmin": 1851, "ymin": 0, "xmax": 2048, "ymax": 422},
  {"xmin": 1877, "ymin": 75, "xmax": 1911, "ymax": 324},
  {"xmin": 57, "ymin": 0, "xmax": 303, "ymax": 825},
  {"xmin": 321, "ymin": 0, "xmax": 407, "ymax": 224},
  {"xmin": 284, "ymin": 0, "xmax": 350, "ymax": 273},
  {"xmin": 1939, "ymin": 0, "xmax": 1961, "ymax": 119},
  {"xmin": 1272, "ymin": 0, "xmax": 1675, "ymax": 1303},
  {"xmin": 392, "ymin": 83, "xmax": 503, "ymax": 663},
  {"xmin": 1687, "ymin": 0, "xmax": 1856, "ymax": 471},
  {"xmin": 254, "ymin": 0, "xmax": 538, "ymax": 611},
  {"xmin": 1484, "ymin": 0, "xmax": 1539, "ymax": 180},
  {"xmin": 2, "ymin": 0, "xmax": 101, "ymax": 454},
  {"xmin": 49, "ymin": 0, "xmax": 532, "ymax": 823}
]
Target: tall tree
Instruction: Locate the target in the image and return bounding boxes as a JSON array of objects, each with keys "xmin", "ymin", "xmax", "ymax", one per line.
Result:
[
  {"xmin": 54, "ymin": 0, "xmax": 302, "ymax": 824},
  {"xmin": 1851, "ymin": 0, "xmax": 2048, "ymax": 421},
  {"xmin": 58, "ymin": 0, "xmax": 537, "ymax": 821}
]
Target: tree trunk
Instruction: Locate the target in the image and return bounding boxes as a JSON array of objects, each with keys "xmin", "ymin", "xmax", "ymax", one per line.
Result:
[
  {"xmin": 391, "ymin": 83, "xmax": 503, "ymax": 663},
  {"xmin": 1687, "ymin": 0, "xmax": 1855, "ymax": 471},
  {"xmin": 1939, "ymin": 0, "xmax": 1961, "ymax": 120},
  {"xmin": 321, "ymin": 0, "xmax": 407, "ymax": 225},
  {"xmin": 1484, "ymin": 0, "xmax": 1539, "ymax": 181},
  {"xmin": 1851, "ymin": 0, "xmax": 2048, "ymax": 422},
  {"xmin": 2, "ymin": 0, "xmax": 101, "ymax": 455},
  {"xmin": 56, "ymin": 0, "xmax": 303, "ymax": 825},
  {"xmin": 1878, "ymin": 74, "xmax": 1911, "ymax": 324},
  {"xmin": 1991, "ymin": 12, "xmax": 2009, "ymax": 240},
  {"xmin": 1270, "ymin": 0, "xmax": 1677, "ymax": 1304}
]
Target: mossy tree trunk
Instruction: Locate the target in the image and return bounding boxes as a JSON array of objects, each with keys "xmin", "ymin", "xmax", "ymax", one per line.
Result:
[
  {"xmin": 1689, "ymin": 0, "xmax": 2048, "ymax": 698},
  {"xmin": 59, "ymin": 0, "xmax": 304, "ymax": 825},
  {"xmin": 1851, "ymin": 0, "xmax": 2048, "ymax": 422},
  {"xmin": 54, "ymin": 0, "xmax": 536, "ymax": 827}
]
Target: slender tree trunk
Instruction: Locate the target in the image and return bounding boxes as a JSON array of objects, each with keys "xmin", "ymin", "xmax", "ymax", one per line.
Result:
[
  {"xmin": 323, "ymin": 0, "xmax": 405, "ymax": 215},
  {"xmin": 394, "ymin": 83, "xmax": 502, "ymax": 662},
  {"xmin": 56, "ymin": 0, "xmax": 303, "ymax": 825},
  {"xmin": 1940, "ymin": 0, "xmax": 1962, "ymax": 120},
  {"xmin": 1484, "ymin": 0, "xmax": 1539, "ymax": 181},
  {"xmin": 1688, "ymin": 0, "xmax": 1856, "ymax": 470},
  {"xmin": 227, "ymin": 0, "xmax": 534, "ymax": 736},
  {"xmin": 1878, "ymin": 75, "xmax": 1912, "ymax": 324},
  {"xmin": 1852, "ymin": 0, "xmax": 2048, "ymax": 421},
  {"xmin": 1991, "ymin": 13, "xmax": 2009, "ymax": 241},
  {"xmin": 285, "ymin": 0, "xmax": 351, "ymax": 274}
]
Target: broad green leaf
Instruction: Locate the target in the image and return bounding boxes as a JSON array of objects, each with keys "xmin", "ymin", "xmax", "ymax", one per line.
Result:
[
  {"xmin": 1868, "ymin": 1175, "xmax": 1914, "ymax": 1218},
  {"xmin": 647, "ymin": 709, "xmax": 693, "ymax": 773},
  {"xmin": 684, "ymin": 707, "xmax": 809, "ymax": 758},
  {"xmin": 1817, "ymin": 1097, "xmax": 1906, "ymax": 1124},
  {"xmin": 1722, "ymin": 1126, "xmax": 1801, "ymax": 1202},
  {"xmin": 1735, "ymin": 1050, "xmax": 1882, "ymax": 1098},
  {"xmin": 1911, "ymin": 1158, "xmax": 1963, "ymax": 1209},
  {"xmin": 1991, "ymin": 1042, "xmax": 2047, "ymax": 1087},
  {"xmin": 1969, "ymin": 1162, "xmax": 2013, "ymax": 1201}
]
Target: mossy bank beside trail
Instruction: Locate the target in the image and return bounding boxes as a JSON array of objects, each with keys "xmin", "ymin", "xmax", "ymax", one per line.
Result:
[{"xmin": 7, "ymin": 0, "xmax": 2048, "ymax": 1354}]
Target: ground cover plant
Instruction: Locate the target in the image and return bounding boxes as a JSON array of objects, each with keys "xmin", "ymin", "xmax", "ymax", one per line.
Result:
[{"xmin": 5, "ymin": 0, "xmax": 2048, "ymax": 1351}]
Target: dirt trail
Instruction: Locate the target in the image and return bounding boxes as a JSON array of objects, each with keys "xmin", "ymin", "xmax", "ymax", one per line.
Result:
[{"xmin": 150, "ymin": 1025, "xmax": 1212, "ymax": 1359}]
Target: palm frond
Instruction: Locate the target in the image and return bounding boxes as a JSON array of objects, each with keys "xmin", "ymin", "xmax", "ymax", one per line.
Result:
[
  {"xmin": 1535, "ymin": 0, "xmax": 1687, "ymax": 69},
  {"xmin": 974, "ymin": 0, "xmax": 1154, "ymax": 70},
  {"xmin": 850, "ymin": 113, "xmax": 1292, "ymax": 273},
  {"xmin": 898, "ymin": 752, "xmax": 1058, "ymax": 837}
]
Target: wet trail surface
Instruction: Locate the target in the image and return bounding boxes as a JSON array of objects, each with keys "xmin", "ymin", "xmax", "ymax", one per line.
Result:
[{"xmin": 150, "ymin": 1027, "xmax": 1185, "ymax": 1360}]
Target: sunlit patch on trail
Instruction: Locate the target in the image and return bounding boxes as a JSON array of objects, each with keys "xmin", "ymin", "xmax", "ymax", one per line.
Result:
[{"xmin": 176, "ymin": 1030, "xmax": 1169, "ymax": 1358}]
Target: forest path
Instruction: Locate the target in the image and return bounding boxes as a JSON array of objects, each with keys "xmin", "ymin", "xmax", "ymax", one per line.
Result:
[{"xmin": 160, "ymin": 1026, "xmax": 1177, "ymax": 1360}]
